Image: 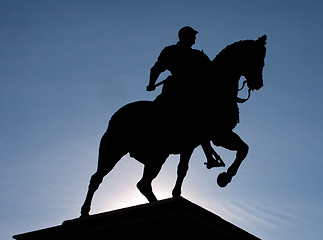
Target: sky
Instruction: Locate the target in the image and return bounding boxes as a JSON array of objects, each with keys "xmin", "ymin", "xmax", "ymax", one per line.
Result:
[{"xmin": 1, "ymin": 0, "xmax": 322, "ymax": 239}]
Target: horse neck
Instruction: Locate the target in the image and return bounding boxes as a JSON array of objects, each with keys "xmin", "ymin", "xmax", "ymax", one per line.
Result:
[{"xmin": 211, "ymin": 62, "xmax": 241, "ymax": 98}]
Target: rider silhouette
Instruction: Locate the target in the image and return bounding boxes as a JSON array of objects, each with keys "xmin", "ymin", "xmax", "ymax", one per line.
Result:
[
  {"xmin": 147, "ymin": 26, "xmax": 210, "ymax": 102},
  {"xmin": 147, "ymin": 26, "xmax": 224, "ymax": 169}
]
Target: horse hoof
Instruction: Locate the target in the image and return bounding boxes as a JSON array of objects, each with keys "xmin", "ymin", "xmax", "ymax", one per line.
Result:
[
  {"xmin": 80, "ymin": 205, "xmax": 90, "ymax": 217},
  {"xmin": 217, "ymin": 172, "xmax": 232, "ymax": 188},
  {"xmin": 172, "ymin": 188, "xmax": 181, "ymax": 197}
]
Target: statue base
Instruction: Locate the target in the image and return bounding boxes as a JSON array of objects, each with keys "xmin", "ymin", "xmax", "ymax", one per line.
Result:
[{"xmin": 13, "ymin": 197, "xmax": 259, "ymax": 240}]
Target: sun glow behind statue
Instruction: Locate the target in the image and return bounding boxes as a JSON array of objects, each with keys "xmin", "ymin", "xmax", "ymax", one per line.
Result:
[
  {"xmin": 2, "ymin": 1, "xmax": 323, "ymax": 240},
  {"xmin": 92, "ymin": 184, "xmax": 176, "ymax": 213},
  {"xmin": 114, "ymin": 189, "xmax": 172, "ymax": 210},
  {"xmin": 85, "ymin": 154, "xmax": 181, "ymax": 213}
]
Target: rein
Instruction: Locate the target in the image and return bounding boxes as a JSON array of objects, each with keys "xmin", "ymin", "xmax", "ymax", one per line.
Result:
[
  {"xmin": 238, "ymin": 80, "xmax": 247, "ymax": 91},
  {"xmin": 155, "ymin": 77, "xmax": 252, "ymax": 103},
  {"xmin": 154, "ymin": 79, "xmax": 166, "ymax": 88},
  {"xmin": 237, "ymin": 80, "xmax": 251, "ymax": 103}
]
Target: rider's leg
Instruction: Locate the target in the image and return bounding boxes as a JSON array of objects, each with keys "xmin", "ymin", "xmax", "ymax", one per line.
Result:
[{"xmin": 201, "ymin": 142, "xmax": 225, "ymax": 169}]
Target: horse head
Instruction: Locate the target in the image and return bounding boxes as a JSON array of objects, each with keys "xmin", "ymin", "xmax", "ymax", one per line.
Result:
[
  {"xmin": 211, "ymin": 35, "xmax": 267, "ymax": 94},
  {"xmin": 242, "ymin": 35, "xmax": 267, "ymax": 91}
]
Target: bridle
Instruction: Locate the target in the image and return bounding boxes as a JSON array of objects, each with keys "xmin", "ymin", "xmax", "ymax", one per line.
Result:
[
  {"xmin": 155, "ymin": 77, "xmax": 252, "ymax": 103},
  {"xmin": 237, "ymin": 80, "xmax": 251, "ymax": 103}
]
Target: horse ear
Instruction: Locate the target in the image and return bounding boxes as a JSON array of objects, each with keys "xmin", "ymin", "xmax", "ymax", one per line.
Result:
[{"xmin": 257, "ymin": 35, "xmax": 267, "ymax": 45}]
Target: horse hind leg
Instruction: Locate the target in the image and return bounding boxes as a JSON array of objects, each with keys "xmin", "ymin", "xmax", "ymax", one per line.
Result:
[
  {"xmin": 136, "ymin": 155, "xmax": 167, "ymax": 203},
  {"xmin": 80, "ymin": 169, "xmax": 108, "ymax": 217},
  {"xmin": 80, "ymin": 131, "xmax": 127, "ymax": 217},
  {"xmin": 172, "ymin": 149, "xmax": 193, "ymax": 197}
]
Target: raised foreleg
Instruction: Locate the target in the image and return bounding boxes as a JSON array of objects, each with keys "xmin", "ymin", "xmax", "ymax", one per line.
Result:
[{"xmin": 214, "ymin": 132, "xmax": 249, "ymax": 187}]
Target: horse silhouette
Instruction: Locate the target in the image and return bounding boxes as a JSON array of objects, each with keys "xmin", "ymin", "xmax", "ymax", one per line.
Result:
[{"xmin": 80, "ymin": 35, "xmax": 267, "ymax": 216}]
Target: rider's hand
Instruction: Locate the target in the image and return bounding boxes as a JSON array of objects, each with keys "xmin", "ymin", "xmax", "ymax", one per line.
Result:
[{"xmin": 146, "ymin": 84, "xmax": 156, "ymax": 92}]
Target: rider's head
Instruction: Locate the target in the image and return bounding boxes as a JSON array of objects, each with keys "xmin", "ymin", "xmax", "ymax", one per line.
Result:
[{"xmin": 178, "ymin": 26, "xmax": 198, "ymax": 47}]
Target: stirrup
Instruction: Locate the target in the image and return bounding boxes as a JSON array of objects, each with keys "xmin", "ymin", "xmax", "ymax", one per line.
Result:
[{"xmin": 204, "ymin": 158, "xmax": 225, "ymax": 169}]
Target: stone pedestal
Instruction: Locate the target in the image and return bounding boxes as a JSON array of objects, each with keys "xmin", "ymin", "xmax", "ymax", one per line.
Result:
[{"xmin": 13, "ymin": 197, "xmax": 260, "ymax": 240}]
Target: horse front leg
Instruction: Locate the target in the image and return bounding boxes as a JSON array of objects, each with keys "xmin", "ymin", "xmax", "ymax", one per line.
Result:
[
  {"xmin": 172, "ymin": 149, "xmax": 194, "ymax": 197},
  {"xmin": 215, "ymin": 132, "xmax": 249, "ymax": 188}
]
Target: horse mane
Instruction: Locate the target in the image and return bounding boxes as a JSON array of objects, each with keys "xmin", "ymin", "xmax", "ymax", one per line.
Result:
[
  {"xmin": 205, "ymin": 39, "xmax": 257, "ymax": 97},
  {"xmin": 212, "ymin": 39, "xmax": 255, "ymax": 66}
]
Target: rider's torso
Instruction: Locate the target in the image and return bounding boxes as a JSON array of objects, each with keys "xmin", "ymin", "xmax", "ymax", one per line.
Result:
[{"xmin": 159, "ymin": 44, "xmax": 210, "ymax": 83}]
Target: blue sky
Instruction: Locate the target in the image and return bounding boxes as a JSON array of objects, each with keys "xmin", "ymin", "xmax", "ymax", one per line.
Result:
[{"xmin": 1, "ymin": 0, "xmax": 322, "ymax": 239}]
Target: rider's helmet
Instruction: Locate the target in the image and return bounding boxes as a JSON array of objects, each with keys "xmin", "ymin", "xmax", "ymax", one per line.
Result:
[{"xmin": 178, "ymin": 26, "xmax": 198, "ymax": 41}]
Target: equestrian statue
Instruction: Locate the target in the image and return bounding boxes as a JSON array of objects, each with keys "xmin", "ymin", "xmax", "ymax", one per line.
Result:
[{"xmin": 80, "ymin": 26, "xmax": 267, "ymax": 216}]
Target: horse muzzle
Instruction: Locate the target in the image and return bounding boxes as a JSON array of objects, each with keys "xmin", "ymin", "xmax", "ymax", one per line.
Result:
[{"xmin": 248, "ymin": 77, "xmax": 263, "ymax": 91}]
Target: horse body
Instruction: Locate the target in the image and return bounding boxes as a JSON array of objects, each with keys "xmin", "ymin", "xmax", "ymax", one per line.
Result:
[
  {"xmin": 80, "ymin": 35, "xmax": 267, "ymax": 216},
  {"xmin": 108, "ymin": 100, "xmax": 201, "ymax": 160}
]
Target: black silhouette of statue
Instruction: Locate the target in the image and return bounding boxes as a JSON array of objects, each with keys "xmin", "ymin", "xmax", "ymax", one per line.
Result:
[
  {"xmin": 146, "ymin": 26, "xmax": 225, "ymax": 169},
  {"xmin": 80, "ymin": 26, "xmax": 267, "ymax": 217},
  {"xmin": 147, "ymin": 26, "xmax": 210, "ymax": 101}
]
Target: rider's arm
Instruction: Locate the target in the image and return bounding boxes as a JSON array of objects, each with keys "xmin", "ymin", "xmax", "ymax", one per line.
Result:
[
  {"xmin": 147, "ymin": 48, "xmax": 169, "ymax": 91},
  {"xmin": 147, "ymin": 64, "xmax": 164, "ymax": 91}
]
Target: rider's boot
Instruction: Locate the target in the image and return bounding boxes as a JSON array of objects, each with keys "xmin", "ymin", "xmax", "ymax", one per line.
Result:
[{"xmin": 204, "ymin": 155, "xmax": 225, "ymax": 169}]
